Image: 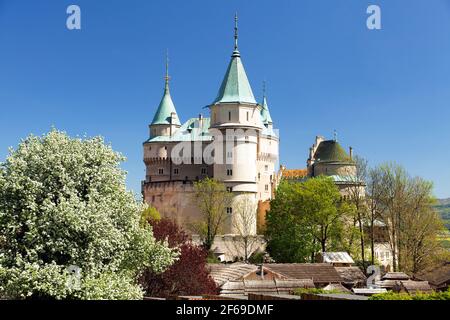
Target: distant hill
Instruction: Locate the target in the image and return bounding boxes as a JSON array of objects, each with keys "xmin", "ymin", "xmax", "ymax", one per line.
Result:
[{"xmin": 435, "ymin": 198, "xmax": 450, "ymax": 231}]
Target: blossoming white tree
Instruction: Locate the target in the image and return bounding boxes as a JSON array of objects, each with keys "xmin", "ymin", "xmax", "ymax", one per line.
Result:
[{"xmin": 0, "ymin": 130, "xmax": 176, "ymax": 299}]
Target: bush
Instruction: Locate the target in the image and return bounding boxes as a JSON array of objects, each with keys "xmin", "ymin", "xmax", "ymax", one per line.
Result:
[
  {"xmin": 294, "ymin": 288, "xmax": 344, "ymax": 296},
  {"xmin": 140, "ymin": 218, "xmax": 218, "ymax": 297},
  {"xmin": 369, "ymin": 289, "xmax": 450, "ymax": 300}
]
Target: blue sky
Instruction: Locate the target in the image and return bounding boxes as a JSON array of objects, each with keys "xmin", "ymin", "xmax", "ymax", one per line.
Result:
[{"xmin": 0, "ymin": 0, "xmax": 450, "ymax": 198}]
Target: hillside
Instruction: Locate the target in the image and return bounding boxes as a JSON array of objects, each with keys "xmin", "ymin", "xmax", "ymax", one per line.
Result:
[{"xmin": 435, "ymin": 198, "xmax": 450, "ymax": 231}]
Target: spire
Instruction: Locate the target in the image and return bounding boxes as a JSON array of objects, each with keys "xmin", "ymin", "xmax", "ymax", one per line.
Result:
[
  {"xmin": 233, "ymin": 13, "xmax": 239, "ymax": 56},
  {"xmin": 333, "ymin": 129, "xmax": 338, "ymax": 142},
  {"xmin": 213, "ymin": 14, "xmax": 256, "ymax": 105},
  {"xmin": 151, "ymin": 52, "xmax": 181, "ymax": 126},
  {"xmin": 164, "ymin": 49, "xmax": 170, "ymax": 91},
  {"xmin": 260, "ymin": 81, "xmax": 273, "ymax": 124}
]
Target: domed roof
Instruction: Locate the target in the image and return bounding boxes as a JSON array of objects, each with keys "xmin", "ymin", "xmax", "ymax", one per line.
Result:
[{"xmin": 314, "ymin": 140, "xmax": 353, "ymax": 163}]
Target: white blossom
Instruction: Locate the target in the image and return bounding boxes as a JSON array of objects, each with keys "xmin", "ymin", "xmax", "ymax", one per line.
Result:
[{"xmin": 0, "ymin": 130, "xmax": 177, "ymax": 299}]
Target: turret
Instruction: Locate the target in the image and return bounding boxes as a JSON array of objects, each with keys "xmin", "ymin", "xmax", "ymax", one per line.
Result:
[{"xmin": 149, "ymin": 54, "xmax": 181, "ymax": 138}]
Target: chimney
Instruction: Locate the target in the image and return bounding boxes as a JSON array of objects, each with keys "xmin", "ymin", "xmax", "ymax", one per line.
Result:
[{"xmin": 349, "ymin": 147, "xmax": 353, "ymax": 160}]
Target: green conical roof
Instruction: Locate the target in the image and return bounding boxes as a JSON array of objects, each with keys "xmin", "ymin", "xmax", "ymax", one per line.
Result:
[
  {"xmin": 213, "ymin": 50, "xmax": 256, "ymax": 105},
  {"xmin": 260, "ymin": 96, "xmax": 273, "ymax": 124},
  {"xmin": 151, "ymin": 80, "xmax": 181, "ymax": 126},
  {"xmin": 314, "ymin": 140, "xmax": 353, "ymax": 163},
  {"xmin": 213, "ymin": 15, "xmax": 256, "ymax": 105}
]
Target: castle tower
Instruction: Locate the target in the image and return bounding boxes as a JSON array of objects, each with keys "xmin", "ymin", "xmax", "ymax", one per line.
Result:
[{"xmin": 209, "ymin": 14, "xmax": 262, "ymax": 234}]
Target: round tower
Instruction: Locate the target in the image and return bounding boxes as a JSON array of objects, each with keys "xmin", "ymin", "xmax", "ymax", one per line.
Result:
[{"xmin": 209, "ymin": 14, "xmax": 262, "ymax": 234}]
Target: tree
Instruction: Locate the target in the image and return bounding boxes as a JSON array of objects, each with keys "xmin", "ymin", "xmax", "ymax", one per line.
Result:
[
  {"xmin": 370, "ymin": 163, "xmax": 446, "ymax": 273},
  {"xmin": 347, "ymin": 155, "xmax": 370, "ymax": 271},
  {"xmin": 366, "ymin": 166, "xmax": 384, "ymax": 266},
  {"xmin": 299, "ymin": 176, "xmax": 355, "ymax": 253},
  {"xmin": 228, "ymin": 197, "xmax": 261, "ymax": 262},
  {"xmin": 266, "ymin": 177, "xmax": 354, "ymax": 262},
  {"xmin": 0, "ymin": 130, "xmax": 176, "ymax": 299},
  {"xmin": 265, "ymin": 181, "xmax": 318, "ymax": 262},
  {"xmin": 140, "ymin": 206, "xmax": 161, "ymax": 227},
  {"xmin": 139, "ymin": 218, "xmax": 218, "ymax": 297},
  {"xmin": 191, "ymin": 178, "xmax": 232, "ymax": 250}
]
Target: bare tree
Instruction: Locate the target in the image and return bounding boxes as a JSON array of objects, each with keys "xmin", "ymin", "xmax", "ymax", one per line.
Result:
[
  {"xmin": 366, "ymin": 167, "xmax": 384, "ymax": 266},
  {"xmin": 347, "ymin": 155, "xmax": 369, "ymax": 271},
  {"xmin": 229, "ymin": 197, "xmax": 262, "ymax": 262},
  {"xmin": 370, "ymin": 163, "xmax": 445, "ymax": 273}
]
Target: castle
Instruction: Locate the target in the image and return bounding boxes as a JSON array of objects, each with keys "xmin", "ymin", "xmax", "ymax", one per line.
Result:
[{"xmin": 142, "ymin": 16, "xmax": 279, "ymax": 236}]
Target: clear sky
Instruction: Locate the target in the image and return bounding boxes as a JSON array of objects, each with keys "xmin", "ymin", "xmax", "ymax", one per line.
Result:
[{"xmin": 0, "ymin": 0, "xmax": 449, "ymax": 198}]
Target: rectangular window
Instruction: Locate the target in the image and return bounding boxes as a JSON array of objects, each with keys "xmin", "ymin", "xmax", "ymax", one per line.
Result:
[
  {"xmin": 227, "ymin": 169, "xmax": 233, "ymax": 176},
  {"xmin": 265, "ymin": 184, "xmax": 269, "ymax": 192},
  {"xmin": 226, "ymin": 207, "xmax": 233, "ymax": 214},
  {"xmin": 173, "ymin": 168, "xmax": 179, "ymax": 175},
  {"xmin": 228, "ymin": 111, "xmax": 231, "ymax": 121},
  {"xmin": 227, "ymin": 151, "xmax": 233, "ymax": 158},
  {"xmin": 246, "ymin": 112, "xmax": 249, "ymax": 121},
  {"xmin": 226, "ymin": 187, "xmax": 233, "ymax": 193},
  {"xmin": 201, "ymin": 167, "xmax": 207, "ymax": 175},
  {"xmin": 258, "ymin": 173, "xmax": 261, "ymax": 181},
  {"xmin": 158, "ymin": 168, "xmax": 164, "ymax": 175}
]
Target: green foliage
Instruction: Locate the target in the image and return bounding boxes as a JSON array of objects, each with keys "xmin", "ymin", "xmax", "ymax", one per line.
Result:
[
  {"xmin": 369, "ymin": 289, "xmax": 450, "ymax": 300},
  {"xmin": 265, "ymin": 180, "xmax": 318, "ymax": 262},
  {"xmin": 248, "ymin": 251, "xmax": 265, "ymax": 264},
  {"xmin": 0, "ymin": 130, "xmax": 176, "ymax": 299},
  {"xmin": 294, "ymin": 288, "xmax": 345, "ymax": 295},
  {"xmin": 266, "ymin": 177, "xmax": 355, "ymax": 263},
  {"xmin": 140, "ymin": 206, "xmax": 161, "ymax": 227},
  {"xmin": 206, "ymin": 252, "xmax": 221, "ymax": 264}
]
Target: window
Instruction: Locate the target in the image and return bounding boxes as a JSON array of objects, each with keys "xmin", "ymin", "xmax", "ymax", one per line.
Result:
[
  {"xmin": 173, "ymin": 168, "xmax": 179, "ymax": 175},
  {"xmin": 245, "ymin": 136, "xmax": 249, "ymax": 143},
  {"xmin": 265, "ymin": 185, "xmax": 269, "ymax": 192},
  {"xmin": 228, "ymin": 111, "xmax": 231, "ymax": 121},
  {"xmin": 226, "ymin": 187, "xmax": 233, "ymax": 193},
  {"xmin": 158, "ymin": 168, "xmax": 164, "ymax": 175},
  {"xmin": 227, "ymin": 169, "xmax": 233, "ymax": 176},
  {"xmin": 227, "ymin": 151, "xmax": 233, "ymax": 158},
  {"xmin": 246, "ymin": 112, "xmax": 249, "ymax": 121},
  {"xmin": 226, "ymin": 207, "xmax": 233, "ymax": 214},
  {"xmin": 265, "ymin": 165, "xmax": 269, "ymax": 171},
  {"xmin": 164, "ymin": 146, "xmax": 168, "ymax": 150},
  {"xmin": 258, "ymin": 173, "xmax": 261, "ymax": 181},
  {"xmin": 201, "ymin": 167, "xmax": 207, "ymax": 175}
]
